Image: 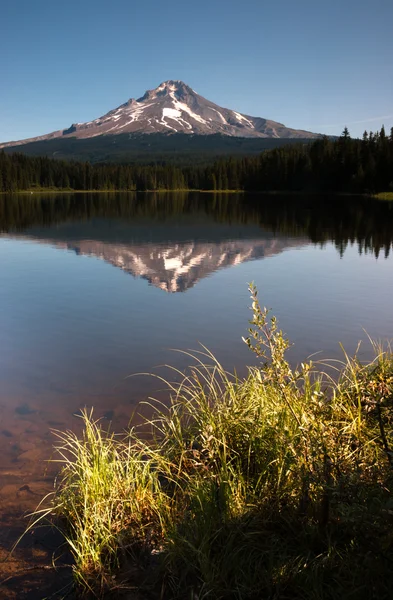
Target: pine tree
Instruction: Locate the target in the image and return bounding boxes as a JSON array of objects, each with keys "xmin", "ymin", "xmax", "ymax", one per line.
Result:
[{"xmin": 342, "ymin": 127, "xmax": 350, "ymax": 139}]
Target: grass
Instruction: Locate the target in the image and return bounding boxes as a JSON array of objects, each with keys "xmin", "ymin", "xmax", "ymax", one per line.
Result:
[
  {"xmin": 373, "ymin": 191, "xmax": 393, "ymax": 201},
  {"xmin": 25, "ymin": 285, "xmax": 393, "ymax": 598},
  {"xmin": 0, "ymin": 187, "xmax": 245, "ymax": 194}
]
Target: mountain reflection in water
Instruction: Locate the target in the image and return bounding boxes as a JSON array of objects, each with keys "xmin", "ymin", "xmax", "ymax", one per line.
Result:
[
  {"xmin": 1, "ymin": 192, "xmax": 392, "ymax": 292},
  {"xmin": 17, "ymin": 234, "xmax": 308, "ymax": 293}
]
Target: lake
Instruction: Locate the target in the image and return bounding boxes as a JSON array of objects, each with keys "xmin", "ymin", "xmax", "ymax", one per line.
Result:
[{"xmin": 1, "ymin": 191, "xmax": 393, "ymax": 563}]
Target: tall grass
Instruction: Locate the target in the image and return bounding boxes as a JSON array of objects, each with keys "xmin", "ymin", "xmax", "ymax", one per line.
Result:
[
  {"xmin": 28, "ymin": 285, "xmax": 393, "ymax": 598},
  {"xmin": 47, "ymin": 410, "xmax": 172, "ymax": 593}
]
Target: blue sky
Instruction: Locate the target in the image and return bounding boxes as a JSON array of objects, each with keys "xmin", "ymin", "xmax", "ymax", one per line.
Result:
[{"xmin": 1, "ymin": 0, "xmax": 392, "ymax": 142}]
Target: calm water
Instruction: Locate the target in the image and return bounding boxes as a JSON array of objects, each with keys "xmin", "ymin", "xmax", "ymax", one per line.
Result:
[{"xmin": 0, "ymin": 192, "xmax": 393, "ymax": 494}]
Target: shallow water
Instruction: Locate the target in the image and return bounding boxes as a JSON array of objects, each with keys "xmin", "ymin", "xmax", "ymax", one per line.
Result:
[{"xmin": 0, "ymin": 191, "xmax": 393, "ymax": 571}]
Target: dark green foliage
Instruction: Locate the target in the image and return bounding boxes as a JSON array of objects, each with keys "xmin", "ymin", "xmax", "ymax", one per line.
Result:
[
  {"xmin": 0, "ymin": 126, "xmax": 392, "ymax": 193},
  {"xmin": 1, "ymin": 133, "xmax": 311, "ymax": 165}
]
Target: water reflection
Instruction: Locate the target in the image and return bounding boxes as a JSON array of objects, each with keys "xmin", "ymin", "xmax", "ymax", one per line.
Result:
[
  {"xmin": 1, "ymin": 192, "xmax": 393, "ymax": 580},
  {"xmin": 17, "ymin": 234, "xmax": 308, "ymax": 293},
  {"xmin": 1, "ymin": 192, "xmax": 393, "ymax": 293},
  {"xmin": 1, "ymin": 191, "xmax": 393, "ymax": 408}
]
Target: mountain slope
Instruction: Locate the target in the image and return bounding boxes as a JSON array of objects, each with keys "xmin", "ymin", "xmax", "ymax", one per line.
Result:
[
  {"xmin": 0, "ymin": 133, "xmax": 318, "ymax": 165},
  {"xmin": 0, "ymin": 80, "xmax": 320, "ymax": 151}
]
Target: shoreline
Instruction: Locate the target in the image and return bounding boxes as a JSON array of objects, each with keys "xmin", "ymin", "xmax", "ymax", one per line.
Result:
[{"xmin": 1, "ymin": 188, "xmax": 391, "ymax": 198}]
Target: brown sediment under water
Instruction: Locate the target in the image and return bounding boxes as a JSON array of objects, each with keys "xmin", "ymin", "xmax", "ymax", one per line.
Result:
[
  {"xmin": 0, "ymin": 389, "xmax": 73, "ymax": 598},
  {"xmin": 1, "ymin": 191, "xmax": 393, "ymax": 596},
  {"xmin": 0, "ymin": 383, "xmax": 155, "ymax": 598}
]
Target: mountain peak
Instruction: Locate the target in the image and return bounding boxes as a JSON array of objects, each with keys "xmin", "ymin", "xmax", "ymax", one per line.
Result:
[{"xmin": 137, "ymin": 80, "xmax": 195, "ymax": 102}]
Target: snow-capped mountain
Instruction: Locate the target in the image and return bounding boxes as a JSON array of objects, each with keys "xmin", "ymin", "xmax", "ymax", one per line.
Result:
[{"xmin": 0, "ymin": 80, "xmax": 320, "ymax": 148}]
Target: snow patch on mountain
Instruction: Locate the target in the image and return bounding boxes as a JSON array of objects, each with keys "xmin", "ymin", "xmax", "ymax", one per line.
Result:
[
  {"xmin": 163, "ymin": 107, "xmax": 182, "ymax": 119},
  {"xmin": 210, "ymin": 108, "xmax": 227, "ymax": 124},
  {"xmin": 233, "ymin": 111, "xmax": 254, "ymax": 128}
]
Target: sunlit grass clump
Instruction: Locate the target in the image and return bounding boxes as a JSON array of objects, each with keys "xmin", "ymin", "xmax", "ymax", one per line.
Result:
[
  {"xmin": 373, "ymin": 191, "xmax": 393, "ymax": 201},
  {"xmin": 32, "ymin": 284, "xmax": 393, "ymax": 598},
  {"xmin": 49, "ymin": 414, "xmax": 171, "ymax": 592}
]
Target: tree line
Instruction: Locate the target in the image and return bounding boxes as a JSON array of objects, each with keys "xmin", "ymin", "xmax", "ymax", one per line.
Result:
[{"xmin": 1, "ymin": 127, "xmax": 392, "ymax": 193}]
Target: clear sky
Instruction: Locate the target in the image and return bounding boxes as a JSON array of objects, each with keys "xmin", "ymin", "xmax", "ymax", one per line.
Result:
[{"xmin": 1, "ymin": 0, "xmax": 392, "ymax": 142}]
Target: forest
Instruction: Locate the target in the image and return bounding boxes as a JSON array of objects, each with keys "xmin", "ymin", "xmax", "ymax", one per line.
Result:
[
  {"xmin": 0, "ymin": 132, "xmax": 307, "ymax": 164},
  {"xmin": 0, "ymin": 127, "xmax": 392, "ymax": 194}
]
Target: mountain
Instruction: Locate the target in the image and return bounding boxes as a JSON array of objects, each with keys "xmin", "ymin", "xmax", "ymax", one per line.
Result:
[{"xmin": 0, "ymin": 81, "xmax": 321, "ymax": 158}]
